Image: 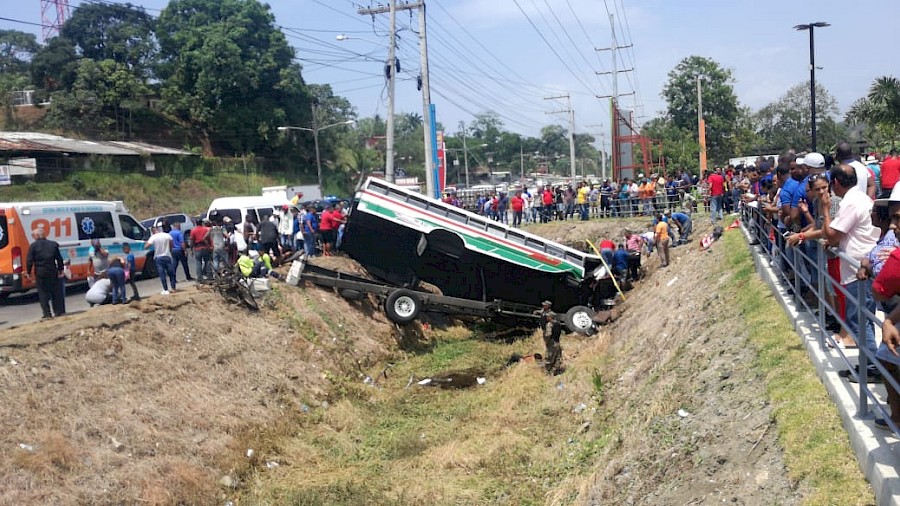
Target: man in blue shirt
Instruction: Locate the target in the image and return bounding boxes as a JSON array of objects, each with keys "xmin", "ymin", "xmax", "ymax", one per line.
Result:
[
  {"xmin": 670, "ymin": 211, "xmax": 693, "ymax": 245},
  {"xmin": 613, "ymin": 244, "xmax": 630, "ymax": 279},
  {"xmin": 168, "ymin": 222, "xmax": 193, "ymax": 281}
]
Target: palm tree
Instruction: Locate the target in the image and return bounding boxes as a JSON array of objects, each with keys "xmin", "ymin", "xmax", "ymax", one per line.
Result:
[{"xmin": 847, "ymin": 76, "xmax": 900, "ymax": 149}]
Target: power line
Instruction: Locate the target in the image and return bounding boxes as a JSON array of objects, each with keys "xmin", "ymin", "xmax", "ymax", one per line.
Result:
[{"xmin": 510, "ymin": 0, "xmax": 598, "ymax": 96}]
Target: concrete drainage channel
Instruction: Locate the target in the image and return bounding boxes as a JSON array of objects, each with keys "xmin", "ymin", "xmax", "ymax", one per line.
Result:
[{"xmin": 740, "ymin": 225, "xmax": 900, "ymax": 506}]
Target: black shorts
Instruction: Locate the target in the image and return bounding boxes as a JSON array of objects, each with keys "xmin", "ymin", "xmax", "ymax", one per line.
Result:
[{"xmin": 322, "ymin": 229, "xmax": 337, "ymax": 245}]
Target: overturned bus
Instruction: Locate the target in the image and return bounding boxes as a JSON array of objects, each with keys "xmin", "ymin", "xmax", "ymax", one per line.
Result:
[{"xmin": 332, "ymin": 178, "xmax": 617, "ymax": 333}]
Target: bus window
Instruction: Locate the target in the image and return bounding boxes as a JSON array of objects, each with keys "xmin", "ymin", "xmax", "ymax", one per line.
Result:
[
  {"xmin": 256, "ymin": 207, "xmax": 274, "ymax": 222},
  {"xmin": 119, "ymin": 215, "xmax": 146, "ymax": 240},
  {"xmin": 75, "ymin": 212, "xmax": 116, "ymax": 240}
]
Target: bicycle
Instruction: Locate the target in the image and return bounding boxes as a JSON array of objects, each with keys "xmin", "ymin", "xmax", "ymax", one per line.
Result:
[{"xmin": 197, "ymin": 265, "xmax": 259, "ymax": 311}]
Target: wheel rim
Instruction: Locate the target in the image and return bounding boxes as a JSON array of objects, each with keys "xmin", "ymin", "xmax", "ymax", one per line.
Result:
[
  {"xmin": 393, "ymin": 296, "xmax": 416, "ymax": 318},
  {"xmin": 571, "ymin": 311, "xmax": 592, "ymax": 330}
]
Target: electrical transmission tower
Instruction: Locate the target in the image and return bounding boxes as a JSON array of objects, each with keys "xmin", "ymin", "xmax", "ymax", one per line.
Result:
[{"xmin": 40, "ymin": 0, "xmax": 71, "ymax": 41}]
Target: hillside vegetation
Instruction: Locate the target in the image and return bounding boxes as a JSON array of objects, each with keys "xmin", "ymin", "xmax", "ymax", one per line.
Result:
[{"xmin": 0, "ymin": 172, "xmax": 286, "ymax": 220}]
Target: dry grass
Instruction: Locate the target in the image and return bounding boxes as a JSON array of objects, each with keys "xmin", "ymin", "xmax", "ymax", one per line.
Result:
[{"xmin": 0, "ymin": 275, "xmax": 400, "ymax": 505}]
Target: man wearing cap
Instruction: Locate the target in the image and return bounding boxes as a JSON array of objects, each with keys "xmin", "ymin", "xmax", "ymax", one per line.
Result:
[
  {"xmin": 534, "ymin": 300, "xmax": 553, "ymax": 319},
  {"xmin": 542, "ymin": 311, "xmax": 563, "ymax": 375}
]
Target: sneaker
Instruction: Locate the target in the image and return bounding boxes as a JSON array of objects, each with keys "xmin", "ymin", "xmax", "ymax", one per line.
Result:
[
  {"xmin": 838, "ymin": 365, "xmax": 860, "ymax": 378},
  {"xmin": 848, "ymin": 370, "xmax": 882, "ymax": 384},
  {"xmin": 161, "ymin": 290, "xmax": 170, "ymax": 295},
  {"xmin": 874, "ymin": 418, "xmax": 894, "ymax": 431}
]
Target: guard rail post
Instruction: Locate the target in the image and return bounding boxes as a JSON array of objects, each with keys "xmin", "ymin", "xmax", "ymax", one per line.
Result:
[
  {"xmin": 856, "ymin": 279, "xmax": 870, "ymax": 418},
  {"xmin": 816, "ymin": 239, "xmax": 827, "ymax": 351},
  {"xmin": 792, "ymin": 245, "xmax": 801, "ymax": 307}
]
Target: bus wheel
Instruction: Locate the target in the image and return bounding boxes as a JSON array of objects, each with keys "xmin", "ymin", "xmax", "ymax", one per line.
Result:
[
  {"xmin": 565, "ymin": 305, "xmax": 596, "ymax": 335},
  {"xmin": 385, "ymin": 289, "xmax": 421, "ymax": 324}
]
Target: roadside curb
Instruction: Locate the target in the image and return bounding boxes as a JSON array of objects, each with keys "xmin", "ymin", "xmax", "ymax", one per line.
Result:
[{"xmin": 740, "ymin": 225, "xmax": 900, "ymax": 506}]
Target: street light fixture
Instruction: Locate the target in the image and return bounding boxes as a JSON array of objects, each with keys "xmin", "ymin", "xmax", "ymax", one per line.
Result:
[
  {"xmin": 794, "ymin": 22, "xmax": 829, "ymax": 152},
  {"xmin": 278, "ymin": 119, "xmax": 355, "ymax": 194}
]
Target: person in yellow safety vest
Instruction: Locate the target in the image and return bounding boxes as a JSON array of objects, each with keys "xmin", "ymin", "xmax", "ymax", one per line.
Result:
[{"xmin": 236, "ymin": 249, "xmax": 273, "ymax": 278}]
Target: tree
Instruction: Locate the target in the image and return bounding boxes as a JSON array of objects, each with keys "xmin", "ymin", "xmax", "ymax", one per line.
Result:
[
  {"xmin": 44, "ymin": 58, "xmax": 148, "ymax": 136},
  {"xmin": 661, "ymin": 56, "xmax": 740, "ymax": 162},
  {"xmin": 60, "ymin": 3, "xmax": 157, "ymax": 78},
  {"xmin": 155, "ymin": 0, "xmax": 308, "ymax": 155},
  {"xmin": 639, "ymin": 117, "xmax": 701, "ymax": 173},
  {"xmin": 30, "ymin": 37, "xmax": 79, "ymax": 92},
  {"xmin": 755, "ymin": 82, "xmax": 843, "ymax": 152},
  {"xmin": 0, "ymin": 29, "xmax": 39, "ymax": 75},
  {"xmin": 846, "ymin": 76, "xmax": 900, "ymax": 150}
]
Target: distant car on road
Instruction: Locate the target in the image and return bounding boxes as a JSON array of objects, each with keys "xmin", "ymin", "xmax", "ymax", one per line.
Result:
[{"xmin": 140, "ymin": 213, "xmax": 195, "ymax": 236}]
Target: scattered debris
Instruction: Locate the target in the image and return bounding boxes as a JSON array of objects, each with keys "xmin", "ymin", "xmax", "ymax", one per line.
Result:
[
  {"xmin": 666, "ymin": 277, "xmax": 679, "ymax": 287},
  {"xmin": 219, "ymin": 475, "xmax": 235, "ymax": 488},
  {"xmin": 677, "ymin": 409, "xmax": 691, "ymax": 418},
  {"xmin": 246, "ymin": 448, "xmax": 255, "ymax": 459},
  {"xmin": 476, "ymin": 377, "xmax": 486, "ymax": 385},
  {"xmin": 573, "ymin": 403, "xmax": 587, "ymax": 414},
  {"xmin": 265, "ymin": 461, "xmax": 280, "ymax": 469},
  {"xmin": 18, "ymin": 443, "xmax": 34, "ymax": 452},
  {"xmin": 109, "ymin": 436, "xmax": 125, "ymax": 453}
]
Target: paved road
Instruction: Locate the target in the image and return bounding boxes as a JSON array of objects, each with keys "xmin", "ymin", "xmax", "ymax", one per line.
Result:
[{"xmin": 0, "ymin": 273, "xmax": 197, "ymax": 330}]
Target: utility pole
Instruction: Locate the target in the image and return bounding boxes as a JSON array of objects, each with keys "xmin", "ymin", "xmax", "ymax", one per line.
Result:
[
  {"xmin": 359, "ymin": 1, "xmax": 435, "ymax": 193},
  {"xmin": 460, "ymin": 121, "xmax": 470, "ymax": 189},
  {"xmin": 544, "ymin": 94, "xmax": 577, "ymax": 178},
  {"xmin": 697, "ymin": 75, "xmax": 708, "ymax": 176},
  {"xmin": 595, "ymin": 14, "xmax": 633, "ymax": 181},
  {"xmin": 520, "ymin": 140, "xmax": 524, "ymax": 180}
]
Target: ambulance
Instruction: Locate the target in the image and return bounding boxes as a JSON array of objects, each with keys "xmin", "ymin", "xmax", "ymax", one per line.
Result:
[{"xmin": 0, "ymin": 200, "xmax": 150, "ymax": 298}]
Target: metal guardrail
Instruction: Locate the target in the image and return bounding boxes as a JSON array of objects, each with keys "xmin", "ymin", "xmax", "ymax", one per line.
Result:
[
  {"xmin": 456, "ymin": 184, "xmax": 732, "ymax": 222},
  {"xmin": 741, "ymin": 203, "xmax": 900, "ymax": 437}
]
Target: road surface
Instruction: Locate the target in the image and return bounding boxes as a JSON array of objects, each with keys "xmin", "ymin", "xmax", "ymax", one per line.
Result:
[{"xmin": 0, "ymin": 273, "xmax": 197, "ymax": 330}]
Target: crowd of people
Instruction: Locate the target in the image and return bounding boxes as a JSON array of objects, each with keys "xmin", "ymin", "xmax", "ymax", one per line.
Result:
[{"xmin": 742, "ymin": 143, "xmax": 900, "ymax": 432}]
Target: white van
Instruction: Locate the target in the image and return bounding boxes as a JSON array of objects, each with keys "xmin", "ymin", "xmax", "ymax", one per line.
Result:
[
  {"xmin": 205, "ymin": 195, "xmax": 292, "ymax": 228},
  {"xmin": 0, "ymin": 200, "xmax": 150, "ymax": 297}
]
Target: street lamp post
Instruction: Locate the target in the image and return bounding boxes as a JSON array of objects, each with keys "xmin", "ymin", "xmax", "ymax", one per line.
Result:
[
  {"xmin": 794, "ymin": 22, "xmax": 829, "ymax": 152},
  {"xmin": 278, "ymin": 119, "xmax": 354, "ymax": 195}
]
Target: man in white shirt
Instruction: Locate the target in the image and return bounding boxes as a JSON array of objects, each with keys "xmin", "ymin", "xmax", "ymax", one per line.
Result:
[
  {"xmin": 145, "ymin": 225, "xmax": 177, "ymax": 294},
  {"xmin": 823, "ymin": 163, "xmax": 881, "ymax": 378}
]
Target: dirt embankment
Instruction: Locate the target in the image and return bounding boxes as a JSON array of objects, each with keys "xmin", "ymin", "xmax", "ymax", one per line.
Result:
[
  {"xmin": 0, "ymin": 272, "xmax": 409, "ymax": 505},
  {"xmin": 0, "ymin": 215, "xmax": 803, "ymax": 505}
]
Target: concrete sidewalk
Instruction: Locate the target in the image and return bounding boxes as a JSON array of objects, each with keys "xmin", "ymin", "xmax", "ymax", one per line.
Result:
[{"xmin": 741, "ymin": 226, "xmax": 900, "ymax": 506}]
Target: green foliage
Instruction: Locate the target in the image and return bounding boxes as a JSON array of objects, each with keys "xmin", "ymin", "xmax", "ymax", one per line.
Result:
[
  {"xmin": 846, "ymin": 76, "xmax": 900, "ymax": 150},
  {"xmin": 44, "ymin": 59, "xmax": 148, "ymax": 136},
  {"xmin": 0, "ymin": 29, "xmax": 39, "ymax": 75},
  {"xmin": 754, "ymin": 81, "xmax": 845, "ymax": 152},
  {"xmin": 155, "ymin": 0, "xmax": 309, "ymax": 155},
  {"xmin": 60, "ymin": 2, "xmax": 157, "ymax": 78},
  {"xmin": 30, "ymin": 37, "xmax": 78, "ymax": 91},
  {"xmin": 662, "ymin": 55, "xmax": 740, "ymax": 162}
]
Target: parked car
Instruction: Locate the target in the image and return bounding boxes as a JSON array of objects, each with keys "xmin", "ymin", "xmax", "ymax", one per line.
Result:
[{"xmin": 140, "ymin": 213, "xmax": 196, "ymax": 236}]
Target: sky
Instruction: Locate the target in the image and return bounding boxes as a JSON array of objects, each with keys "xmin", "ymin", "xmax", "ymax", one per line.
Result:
[{"xmin": 4, "ymin": 0, "xmax": 900, "ymax": 153}]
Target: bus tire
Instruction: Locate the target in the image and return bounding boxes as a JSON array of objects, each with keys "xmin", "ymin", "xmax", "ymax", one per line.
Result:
[
  {"xmin": 565, "ymin": 305, "xmax": 596, "ymax": 335},
  {"xmin": 385, "ymin": 289, "xmax": 421, "ymax": 324}
]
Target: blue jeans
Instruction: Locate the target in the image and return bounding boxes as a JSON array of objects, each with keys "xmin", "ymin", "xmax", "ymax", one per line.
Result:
[
  {"xmin": 154, "ymin": 256, "xmax": 176, "ymax": 291},
  {"xmin": 844, "ymin": 279, "xmax": 877, "ymax": 370},
  {"xmin": 303, "ymin": 232, "xmax": 316, "ymax": 256},
  {"xmin": 710, "ymin": 195, "xmax": 724, "ymax": 222},
  {"xmin": 172, "ymin": 249, "xmax": 192, "ymax": 279},
  {"xmin": 195, "ymin": 249, "xmax": 212, "ymax": 280},
  {"xmin": 107, "ymin": 266, "xmax": 126, "ymax": 303}
]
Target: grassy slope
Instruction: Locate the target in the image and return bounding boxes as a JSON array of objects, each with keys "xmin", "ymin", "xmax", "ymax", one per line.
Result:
[
  {"xmin": 0, "ymin": 172, "xmax": 285, "ymax": 220},
  {"xmin": 721, "ymin": 231, "xmax": 872, "ymax": 505},
  {"xmin": 234, "ymin": 226, "xmax": 871, "ymax": 505}
]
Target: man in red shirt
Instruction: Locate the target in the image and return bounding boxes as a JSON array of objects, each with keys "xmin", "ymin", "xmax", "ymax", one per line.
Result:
[
  {"xmin": 510, "ymin": 190, "xmax": 525, "ymax": 228},
  {"xmin": 541, "ymin": 186, "xmax": 554, "ymax": 223},
  {"xmin": 189, "ymin": 219, "xmax": 212, "ymax": 279},
  {"xmin": 708, "ymin": 168, "xmax": 726, "ymax": 224},
  {"xmin": 880, "ymin": 150, "xmax": 900, "ymax": 199},
  {"xmin": 319, "ymin": 203, "xmax": 336, "ymax": 256}
]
